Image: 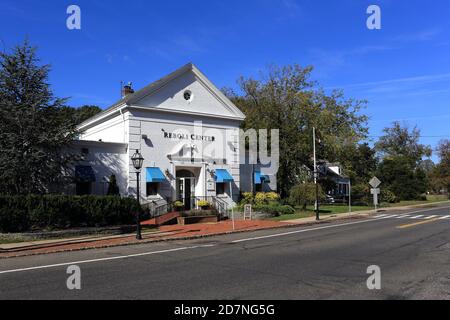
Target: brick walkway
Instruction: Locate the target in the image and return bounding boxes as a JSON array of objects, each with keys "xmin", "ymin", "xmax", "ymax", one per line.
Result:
[{"xmin": 0, "ymin": 220, "xmax": 292, "ymax": 258}]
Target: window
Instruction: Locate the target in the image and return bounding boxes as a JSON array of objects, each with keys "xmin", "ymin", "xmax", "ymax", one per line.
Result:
[
  {"xmin": 216, "ymin": 183, "xmax": 225, "ymax": 195},
  {"xmin": 76, "ymin": 182, "xmax": 92, "ymax": 195},
  {"xmin": 146, "ymin": 182, "xmax": 159, "ymax": 196},
  {"xmin": 183, "ymin": 90, "xmax": 193, "ymax": 102}
]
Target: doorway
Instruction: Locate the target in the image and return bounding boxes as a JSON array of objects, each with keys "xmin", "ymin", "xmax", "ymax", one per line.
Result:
[{"xmin": 176, "ymin": 169, "xmax": 196, "ymax": 210}]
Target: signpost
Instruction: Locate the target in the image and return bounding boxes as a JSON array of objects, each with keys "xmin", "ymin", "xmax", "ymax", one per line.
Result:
[
  {"xmin": 369, "ymin": 177, "xmax": 382, "ymax": 210},
  {"xmin": 244, "ymin": 204, "xmax": 252, "ymax": 221}
]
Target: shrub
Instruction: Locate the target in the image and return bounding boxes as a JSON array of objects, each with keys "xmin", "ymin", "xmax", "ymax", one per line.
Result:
[
  {"xmin": 381, "ymin": 189, "xmax": 399, "ymax": 203},
  {"xmin": 0, "ymin": 195, "xmax": 141, "ymax": 233},
  {"xmin": 253, "ymin": 204, "xmax": 295, "ymax": 217},
  {"xmin": 265, "ymin": 192, "xmax": 281, "ymax": 202},
  {"xmin": 197, "ymin": 200, "xmax": 210, "ymax": 208},
  {"xmin": 107, "ymin": 175, "xmax": 120, "ymax": 196},
  {"xmin": 254, "ymin": 192, "xmax": 267, "ymax": 205},
  {"xmin": 288, "ymin": 183, "xmax": 325, "ymax": 210},
  {"xmin": 241, "ymin": 192, "xmax": 254, "ymax": 204},
  {"xmin": 351, "ymin": 184, "xmax": 370, "ymax": 205}
]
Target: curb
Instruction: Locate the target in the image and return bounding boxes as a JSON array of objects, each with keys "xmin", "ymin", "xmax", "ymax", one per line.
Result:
[{"xmin": 0, "ymin": 214, "xmax": 369, "ymax": 259}]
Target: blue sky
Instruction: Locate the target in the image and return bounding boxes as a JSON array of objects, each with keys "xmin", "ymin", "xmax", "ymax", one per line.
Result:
[{"xmin": 1, "ymin": 0, "xmax": 450, "ymax": 160}]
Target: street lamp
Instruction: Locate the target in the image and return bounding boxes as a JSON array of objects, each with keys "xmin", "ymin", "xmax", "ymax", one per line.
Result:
[{"xmin": 131, "ymin": 149, "xmax": 144, "ymax": 240}]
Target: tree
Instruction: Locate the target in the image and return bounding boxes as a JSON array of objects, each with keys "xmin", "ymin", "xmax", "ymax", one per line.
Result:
[
  {"xmin": 429, "ymin": 139, "xmax": 450, "ymax": 193},
  {"xmin": 376, "ymin": 156, "xmax": 427, "ymax": 200},
  {"xmin": 288, "ymin": 183, "xmax": 325, "ymax": 210},
  {"xmin": 375, "ymin": 122, "xmax": 432, "ymax": 164},
  {"xmin": 0, "ymin": 40, "xmax": 77, "ymax": 195},
  {"xmin": 226, "ymin": 64, "xmax": 369, "ymax": 197},
  {"xmin": 375, "ymin": 122, "xmax": 431, "ymax": 200},
  {"xmin": 60, "ymin": 105, "xmax": 102, "ymax": 125},
  {"xmin": 107, "ymin": 175, "xmax": 120, "ymax": 196},
  {"xmin": 340, "ymin": 142, "xmax": 377, "ymax": 185}
]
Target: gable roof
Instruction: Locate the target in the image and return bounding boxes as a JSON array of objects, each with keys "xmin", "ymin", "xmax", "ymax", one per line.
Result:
[{"xmin": 78, "ymin": 63, "xmax": 245, "ymax": 130}]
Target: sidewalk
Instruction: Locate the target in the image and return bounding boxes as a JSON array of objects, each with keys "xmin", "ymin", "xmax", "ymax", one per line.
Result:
[
  {"xmin": 2, "ymin": 201, "xmax": 448, "ymax": 259},
  {"xmin": 0, "ymin": 220, "xmax": 294, "ymax": 258}
]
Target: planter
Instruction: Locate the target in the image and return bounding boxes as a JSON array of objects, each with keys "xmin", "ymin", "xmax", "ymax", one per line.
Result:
[{"xmin": 177, "ymin": 215, "xmax": 219, "ymax": 225}]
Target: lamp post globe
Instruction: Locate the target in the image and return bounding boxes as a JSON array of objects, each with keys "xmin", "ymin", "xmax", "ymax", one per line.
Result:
[{"xmin": 131, "ymin": 149, "xmax": 144, "ymax": 240}]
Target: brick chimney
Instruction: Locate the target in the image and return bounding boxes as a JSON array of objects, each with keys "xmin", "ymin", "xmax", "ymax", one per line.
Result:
[{"xmin": 122, "ymin": 82, "xmax": 134, "ymax": 98}]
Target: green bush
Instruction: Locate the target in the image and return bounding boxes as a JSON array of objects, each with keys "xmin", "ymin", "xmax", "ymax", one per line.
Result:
[
  {"xmin": 240, "ymin": 192, "xmax": 254, "ymax": 204},
  {"xmin": 288, "ymin": 183, "xmax": 325, "ymax": 210},
  {"xmin": 253, "ymin": 204, "xmax": 295, "ymax": 217},
  {"xmin": 381, "ymin": 189, "xmax": 399, "ymax": 203},
  {"xmin": 0, "ymin": 195, "xmax": 141, "ymax": 233},
  {"xmin": 351, "ymin": 184, "xmax": 370, "ymax": 205}
]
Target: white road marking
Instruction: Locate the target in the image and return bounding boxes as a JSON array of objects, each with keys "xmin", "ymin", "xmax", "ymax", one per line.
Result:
[
  {"xmin": 438, "ymin": 215, "xmax": 450, "ymax": 220},
  {"xmin": 398, "ymin": 205, "xmax": 450, "ymax": 216},
  {"xmin": 425, "ymin": 215, "xmax": 438, "ymax": 220},
  {"xmin": 396, "ymin": 215, "xmax": 410, "ymax": 219},
  {"xmin": 232, "ymin": 215, "xmax": 393, "ymax": 244},
  {"xmin": 410, "ymin": 215, "xmax": 425, "ymax": 219},
  {"xmin": 375, "ymin": 214, "xmax": 388, "ymax": 218},
  {"xmin": 0, "ymin": 244, "xmax": 216, "ymax": 275}
]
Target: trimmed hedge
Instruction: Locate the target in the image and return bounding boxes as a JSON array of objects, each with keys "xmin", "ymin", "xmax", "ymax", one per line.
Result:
[{"xmin": 0, "ymin": 195, "xmax": 142, "ymax": 233}]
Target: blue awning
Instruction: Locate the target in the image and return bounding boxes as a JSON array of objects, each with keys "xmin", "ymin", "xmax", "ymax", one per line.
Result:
[
  {"xmin": 254, "ymin": 171, "xmax": 270, "ymax": 184},
  {"xmin": 75, "ymin": 166, "xmax": 96, "ymax": 182},
  {"xmin": 254, "ymin": 171, "xmax": 262, "ymax": 184},
  {"xmin": 215, "ymin": 169, "xmax": 234, "ymax": 183},
  {"xmin": 146, "ymin": 167, "xmax": 166, "ymax": 183}
]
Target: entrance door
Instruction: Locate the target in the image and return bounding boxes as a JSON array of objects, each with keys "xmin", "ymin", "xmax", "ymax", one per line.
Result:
[{"xmin": 176, "ymin": 169, "xmax": 196, "ymax": 210}]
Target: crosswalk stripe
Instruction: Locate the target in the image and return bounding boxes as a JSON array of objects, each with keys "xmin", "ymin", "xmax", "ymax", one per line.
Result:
[
  {"xmin": 438, "ymin": 215, "xmax": 450, "ymax": 220},
  {"xmin": 410, "ymin": 215, "xmax": 425, "ymax": 219},
  {"xmin": 425, "ymin": 215, "xmax": 438, "ymax": 220}
]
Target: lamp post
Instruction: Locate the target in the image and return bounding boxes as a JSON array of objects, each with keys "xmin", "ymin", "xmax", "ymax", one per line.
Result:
[
  {"xmin": 313, "ymin": 127, "xmax": 320, "ymax": 221},
  {"xmin": 131, "ymin": 149, "xmax": 144, "ymax": 240}
]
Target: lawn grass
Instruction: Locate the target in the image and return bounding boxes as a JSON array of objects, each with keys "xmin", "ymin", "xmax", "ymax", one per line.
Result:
[{"xmin": 269, "ymin": 195, "xmax": 449, "ymax": 222}]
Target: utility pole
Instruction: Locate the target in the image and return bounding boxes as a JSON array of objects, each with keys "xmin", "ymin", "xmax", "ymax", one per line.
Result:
[{"xmin": 313, "ymin": 127, "xmax": 320, "ymax": 221}]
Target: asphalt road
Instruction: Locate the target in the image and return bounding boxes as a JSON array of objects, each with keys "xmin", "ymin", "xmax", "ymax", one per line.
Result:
[{"xmin": 1, "ymin": 203, "xmax": 450, "ymax": 300}]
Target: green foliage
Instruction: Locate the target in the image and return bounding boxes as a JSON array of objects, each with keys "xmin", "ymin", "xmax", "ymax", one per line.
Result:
[
  {"xmin": 254, "ymin": 192, "xmax": 267, "ymax": 205},
  {"xmin": 197, "ymin": 200, "xmax": 210, "ymax": 208},
  {"xmin": 0, "ymin": 40, "xmax": 78, "ymax": 195},
  {"xmin": 59, "ymin": 105, "xmax": 103, "ymax": 125},
  {"xmin": 377, "ymin": 156, "xmax": 428, "ymax": 200},
  {"xmin": 340, "ymin": 143, "xmax": 378, "ymax": 185},
  {"xmin": 381, "ymin": 189, "xmax": 399, "ymax": 203},
  {"xmin": 254, "ymin": 204, "xmax": 295, "ymax": 217},
  {"xmin": 240, "ymin": 192, "xmax": 254, "ymax": 204},
  {"xmin": 226, "ymin": 64, "xmax": 369, "ymax": 197},
  {"xmin": 288, "ymin": 183, "xmax": 325, "ymax": 210},
  {"xmin": 351, "ymin": 184, "xmax": 370, "ymax": 205},
  {"xmin": 265, "ymin": 192, "xmax": 281, "ymax": 202},
  {"xmin": 0, "ymin": 195, "xmax": 141, "ymax": 233},
  {"xmin": 429, "ymin": 139, "xmax": 450, "ymax": 193},
  {"xmin": 375, "ymin": 122, "xmax": 432, "ymax": 200},
  {"xmin": 107, "ymin": 175, "xmax": 120, "ymax": 196}
]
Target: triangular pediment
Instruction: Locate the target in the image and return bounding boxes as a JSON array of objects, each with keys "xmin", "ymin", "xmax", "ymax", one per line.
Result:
[{"xmin": 127, "ymin": 63, "xmax": 245, "ymax": 120}]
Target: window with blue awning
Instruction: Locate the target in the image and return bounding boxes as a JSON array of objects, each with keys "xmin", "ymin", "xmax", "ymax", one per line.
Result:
[
  {"xmin": 215, "ymin": 169, "xmax": 234, "ymax": 183},
  {"xmin": 254, "ymin": 171, "xmax": 270, "ymax": 184},
  {"xmin": 146, "ymin": 167, "xmax": 166, "ymax": 183}
]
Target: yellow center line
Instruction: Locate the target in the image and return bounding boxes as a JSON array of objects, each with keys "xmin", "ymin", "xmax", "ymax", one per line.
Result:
[{"xmin": 397, "ymin": 218, "xmax": 442, "ymax": 229}]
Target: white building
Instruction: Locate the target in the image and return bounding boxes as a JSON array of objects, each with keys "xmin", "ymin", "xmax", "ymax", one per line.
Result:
[{"xmin": 69, "ymin": 63, "xmax": 275, "ymax": 211}]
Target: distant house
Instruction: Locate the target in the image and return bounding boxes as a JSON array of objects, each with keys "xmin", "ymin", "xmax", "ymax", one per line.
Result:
[{"xmin": 318, "ymin": 161, "xmax": 351, "ymax": 200}]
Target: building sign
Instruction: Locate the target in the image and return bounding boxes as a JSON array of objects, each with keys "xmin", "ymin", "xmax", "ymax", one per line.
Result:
[{"xmin": 163, "ymin": 131, "xmax": 215, "ymax": 142}]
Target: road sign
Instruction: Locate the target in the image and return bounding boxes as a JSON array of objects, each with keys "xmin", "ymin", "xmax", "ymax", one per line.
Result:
[
  {"xmin": 371, "ymin": 188, "xmax": 380, "ymax": 209},
  {"xmin": 369, "ymin": 177, "xmax": 381, "ymax": 188}
]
